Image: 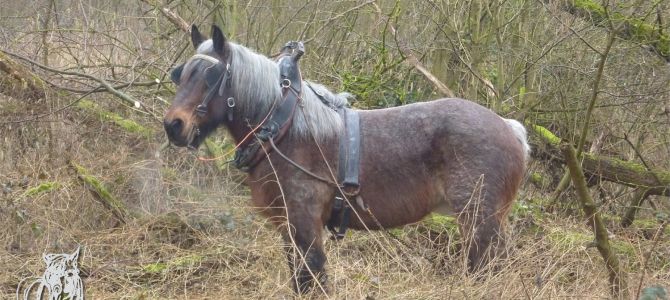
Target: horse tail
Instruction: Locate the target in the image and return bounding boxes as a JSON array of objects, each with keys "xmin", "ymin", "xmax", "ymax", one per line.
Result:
[{"xmin": 503, "ymin": 118, "xmax": 530, "ymax": 162}]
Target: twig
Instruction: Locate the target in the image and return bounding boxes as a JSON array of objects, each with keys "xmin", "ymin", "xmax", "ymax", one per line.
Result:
[
  {"xmin": 371, "ymin": 2, "xmax": 455, "ymax": 98},
  {"xmin": 0, "ymin": 49, "xmax": 161, "ymax": 121},
  {"xmin": 302, "ymin": 0, "xmax": 376, "ymax": 44},
  {"xmin": 1, "ymin": 49, "xmax": 136, "ymax": 104},
  {"xmin": 635, "ymin": 218, "xmax": 668, "ymax": 298},
  {"xmin": 0, "ymin": 89, "xmax": 94, "ymax": 124},
  {"xmin": 139, "ymin": 0, "xmax": 190, "ymax": 33},
  {"xmin": 46, "ymin": 78, "xmax": 163, "ymax": 95}
]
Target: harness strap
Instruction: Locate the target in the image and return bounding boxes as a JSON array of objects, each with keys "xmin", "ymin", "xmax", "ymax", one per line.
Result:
[
  {"xmin": 195, "ymin": 64, "xmax": 230, "ymax": 117},
  {"xmin": 327, "ymin": 108, "xmax": 362, "ymax": 240},
  {"xmin": 233, "ymin": 41, "xmax": 305, "ymax": 171}
]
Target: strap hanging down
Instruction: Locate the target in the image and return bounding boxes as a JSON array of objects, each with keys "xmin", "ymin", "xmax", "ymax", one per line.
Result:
[{"xmin": 328, "ymin": 108, "xmax": 362, "ymax": 240}]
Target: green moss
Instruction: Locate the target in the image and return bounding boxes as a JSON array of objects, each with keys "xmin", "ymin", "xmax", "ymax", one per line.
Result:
[
  {"xmin": 142, "ymin": 262, "xmax": 167, "ymax": 274},
  {"xmin": 584, "ymin": 152, "xmax": 670, "ymax": 185},
  {"xmin": 204, "ymin": 138, "xmax": 234, "ymax": 171},
  {"xmin": 71, "ymin": 162, "xmax": 130, "ymax": 219},
  {"xmin": 140, "ymin": 254, "xmax": 205, "ymax": 274},
  {"xmin": 631, "ymin": 219, "xmax": 670, "ymax": 236},
  {"xmin": 421, "ymin": 213, "xmax": 458, "ymax": 232},
  {"xmin": 77, "ymin": 99, "xmax": 153, "ymax": 138},
  {"xmin": 420, "ymin": 213, "xmax": 459, "ymax": 235},
  {"xmin": 23, "ymin": 181, "xmax": 61, "ymax": 196},
  {"xmin": 570, "ymin": 0, "xmax": 670, "ymax": 57},
  {"xmin": 572, "ymin": 0, "xmax": 605, "ymax": 16},
  {"xmin": 529, "ymin": 172, "xmax": 551, "ymax": 189},
  {"xmin": 547, "ymin": 228, "xmax": 636, "ymax": 258},
  {"xmin": 388, "ymin": 228, "xmax": 406, "ymax": 238},
  {"xmin": 531, "ymin": 124, "xmax": 561, "ymax": 146}
]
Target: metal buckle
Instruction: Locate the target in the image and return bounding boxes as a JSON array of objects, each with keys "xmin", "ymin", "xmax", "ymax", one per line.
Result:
[
  {"xmin": 281, "ymin": 78, "xmax": 291, "ymax": 88},
  {"xmin": 227, "ymin": 97, "xmax": 235, "ymax": 107},
  {"xmin": 195, "ymin": 104, "xmax": 207, "ymax": 116}
]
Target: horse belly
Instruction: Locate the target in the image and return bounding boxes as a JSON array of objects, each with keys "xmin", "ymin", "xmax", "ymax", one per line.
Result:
[{"xmin": 351, "ymin": 107, "xmax": 450, "ymax": 229}]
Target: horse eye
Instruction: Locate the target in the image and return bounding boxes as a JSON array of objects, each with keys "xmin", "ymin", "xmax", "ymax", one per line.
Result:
[{"xmin": 67, "ymin": 271, "xmax": 74, "ymax": 276}]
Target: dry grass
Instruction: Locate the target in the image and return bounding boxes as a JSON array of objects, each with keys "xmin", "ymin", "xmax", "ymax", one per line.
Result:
[
  {"xmin": 1, "ymin": 0, "xmax": 670, "ymax": 299},
  {"xmin": 1, "ymin": 100, "xmax": 668, "ymax": 299}
]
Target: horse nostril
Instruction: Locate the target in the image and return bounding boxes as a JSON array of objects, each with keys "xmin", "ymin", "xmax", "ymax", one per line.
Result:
[{"xmin": 164, "ymin": 118, "xmax": 184, "ymax": 137}]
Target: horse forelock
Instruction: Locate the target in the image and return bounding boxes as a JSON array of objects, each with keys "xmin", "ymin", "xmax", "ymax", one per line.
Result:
[{"xmin": 193, "ymin": 39, "xmax": 348, "ymax": 141}]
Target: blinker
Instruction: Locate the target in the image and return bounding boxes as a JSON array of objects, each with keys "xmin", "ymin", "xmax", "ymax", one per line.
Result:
[
  {"xmin": 195, "ymin": 62, "xmax": 232, "ymax": 118},
  {"xmin": 204, "ymin": 64, "xmax": 224, "ymax": 88},
  {"xmin": 170, "ymin": 63, "xmax": 184, "ymax": 85}
]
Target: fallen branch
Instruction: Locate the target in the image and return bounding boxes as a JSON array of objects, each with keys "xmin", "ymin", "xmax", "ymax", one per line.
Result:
[
  {"xmin": 1, "ymin": 50, "xmax": 137, "ymax": 105},
  {"xmin": 0, "ymin": 49, "xmax": 162, "ymax": 121},
  {"xmin": 0, "ymin": 51, "xmax": 47, "ymax": 100},
  {"xmin": 69, "ymin": 161, "xmax": 129, "ymax": 225},
  {"xmin": 531, "ymin": 124, "xmax": 670, "ymax": 197},
  {"xmin": 558, "ymin": 0, "xmax": 670, "ymax": 62}
]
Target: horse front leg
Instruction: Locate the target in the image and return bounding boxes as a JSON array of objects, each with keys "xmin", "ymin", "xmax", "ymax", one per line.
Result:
[{"xmin": 282, "ymin": 202, "xmax": 328, "ymax": 294}]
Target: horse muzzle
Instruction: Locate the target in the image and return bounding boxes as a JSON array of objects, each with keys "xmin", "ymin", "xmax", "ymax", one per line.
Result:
[{"xmin": 164, "ymin": 117, "xmax": 201, "ymax": 147}]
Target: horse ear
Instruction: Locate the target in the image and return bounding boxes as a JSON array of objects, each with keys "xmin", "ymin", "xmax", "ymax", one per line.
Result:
[
  {"xmin": 70, "ymin": 246, "xmax": 81, "ymax": 262},
  {"xmin": 190, "ymin": 24, "xmax": 206, "ymax": 49},
  {"xmin": 211, "ymin": 25, "xmax": 228, "ymax": 56}
]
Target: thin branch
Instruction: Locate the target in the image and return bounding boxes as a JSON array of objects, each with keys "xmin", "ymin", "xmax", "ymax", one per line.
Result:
[
  {"xmin": 0, "ymin": 49, "xmax": 161, "ymax": 121},
  {"xmin": 139, "ymin": 0, "xmax": 190, "ymax": 33},
  {"xmin": 371, "ymin": 1, "xmax": 455, "ymax": 98}
]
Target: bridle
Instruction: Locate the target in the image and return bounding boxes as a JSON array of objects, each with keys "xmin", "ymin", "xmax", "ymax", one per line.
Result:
[{"xmin": 171, "ymin": 54, "xmax": 235, "ymax": 121}]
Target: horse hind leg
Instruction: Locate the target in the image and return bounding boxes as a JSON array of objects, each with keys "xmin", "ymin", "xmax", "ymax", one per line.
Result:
[
  {"xmin": 460, "ymin": 213, "xmax": 506, "ymax": 273},
  {"xmin": 451, "ymin": 178, "xmax": 510, "ymax": 273}
]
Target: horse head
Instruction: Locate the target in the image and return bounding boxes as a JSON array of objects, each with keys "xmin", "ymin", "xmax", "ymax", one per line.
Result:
[
  {"xmin": 163, "ymin": 25, "xmax": 236, "ymax": 148},
  {"xmin": 37, "ymin": 247, "xmax": 83, "ymax": 300}
]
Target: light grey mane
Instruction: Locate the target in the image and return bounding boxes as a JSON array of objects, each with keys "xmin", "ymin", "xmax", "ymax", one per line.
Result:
[{"xmin": 195, "ymin": 40, "xmax": 351, "ymax": 141}]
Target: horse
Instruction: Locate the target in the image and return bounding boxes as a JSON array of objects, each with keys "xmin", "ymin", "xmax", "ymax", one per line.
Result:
[
  {"xmin": 17, "ymin": 247, "xmax": 84, "ymax": 300},
  {"xmin": 163, "ymin": 24, "xmax": 530, "ymax": 294}
]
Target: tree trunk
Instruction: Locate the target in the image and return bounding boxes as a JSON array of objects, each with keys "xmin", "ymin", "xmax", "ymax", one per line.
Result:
[
  {"xmin": 558, "ymin": 0, "xmax": 670, "ymax": 62},
  {"xmin": 0, "ymin": 51, "xmax": 47, "ymax": 100},
  {"xmin": 561, "ymin": 143, "xmax": 629, "ymax": 299},
  {"xmin": 530, "ymin": 124, "xmax": 670, "ymax": 197}
]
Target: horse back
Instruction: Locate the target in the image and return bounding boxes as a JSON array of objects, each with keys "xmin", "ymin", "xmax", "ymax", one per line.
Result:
[{"xmin": 351, "ymin": 98, "xmax": 526, "ymax": 228}]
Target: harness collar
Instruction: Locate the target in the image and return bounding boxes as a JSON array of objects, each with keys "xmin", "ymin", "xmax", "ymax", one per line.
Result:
[{"xmin": 232, "ymin": 41, "xmax": 305, "ymax": 171}]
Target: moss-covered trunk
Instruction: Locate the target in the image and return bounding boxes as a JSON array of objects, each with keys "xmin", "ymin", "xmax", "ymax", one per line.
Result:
[
  {"xmin": 531, "ymin": 124, "xmax": 670, "ymax": 197},
  {"xmin": 562, "ymin": 0, "xmax": 670, "ymax": 62},
  {"xmin": 0, "ymin": 51, "xmax": 47, "ymax": 100},
  {"xmin": 561, "ymin": 143, "xmax": 629, "ymax": 299}
]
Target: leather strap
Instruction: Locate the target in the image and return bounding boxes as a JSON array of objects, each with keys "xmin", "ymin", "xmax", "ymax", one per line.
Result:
[
  {"xmin": 233, "ymin": 42, "xmax": 305, "ymax": 171},
  {"xmin": 328, "ymin": 108, "xmax": 362, "ymax": 240},
  {"xmin": 341, "ymin": 109, "xmax": 361, "ymax": 188}
]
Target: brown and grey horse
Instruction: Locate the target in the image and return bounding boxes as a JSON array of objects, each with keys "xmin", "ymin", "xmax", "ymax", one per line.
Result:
[{"xmin": 163, "ymin": 25, "xmax": 529, "ymax": 293}]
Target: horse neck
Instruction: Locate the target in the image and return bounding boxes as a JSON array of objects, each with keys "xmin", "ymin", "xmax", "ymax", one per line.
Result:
[
  {"xmin": 223, "ymin": 116, "xmax": 254, "ymax": 145},
  {"xmin": 222, "ymin": 45, "xmax": 290, "ymax": 144}
]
